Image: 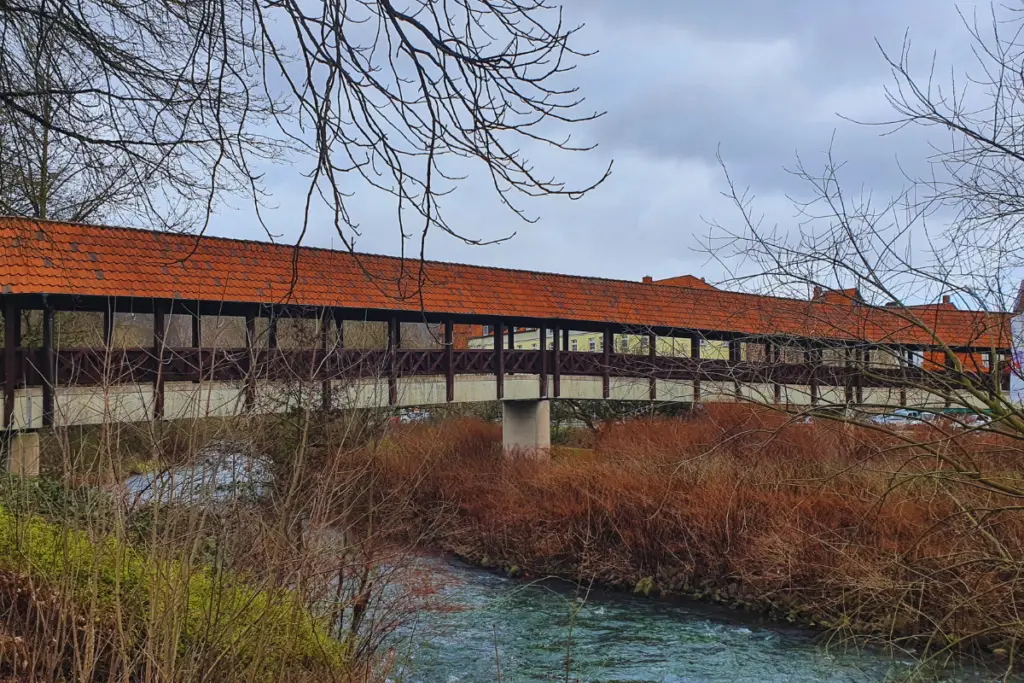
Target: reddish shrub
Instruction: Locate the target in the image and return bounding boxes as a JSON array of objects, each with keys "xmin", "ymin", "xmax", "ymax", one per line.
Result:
[{"xmin": 340, "ymin": 405, "xmax": 1024, "ymax": 653}]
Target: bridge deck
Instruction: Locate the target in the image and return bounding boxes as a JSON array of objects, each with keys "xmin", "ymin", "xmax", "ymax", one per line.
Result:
[{"xmin": 1, "ymin": 345, "xmax": 1010, "ymax": 429}]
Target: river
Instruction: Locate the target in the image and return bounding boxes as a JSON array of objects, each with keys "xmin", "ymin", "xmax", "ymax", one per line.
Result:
[{"xmin": 395, "ymin": 557, "xmax": 993, "ymax": 683}]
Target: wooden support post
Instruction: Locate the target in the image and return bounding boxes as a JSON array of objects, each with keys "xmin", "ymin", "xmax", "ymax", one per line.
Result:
[
  {"xmin": 649, "ymin": 331, "xmax": 657, "ymax": 401},
  {"xmin": 844, "ymin": 347, "xmax": 854, "ymax": 405},
  {"xmin": 858, "ymin": 348, "xmax": 869, "ymax": 405},
  {"xmin": 989, "ymin": 349, "xmax": 999, "ymax": 396},
  {"xmin": 103, "ymin": 301, "xmax": 114, "ymax": 347},
  {"xmin": 539, "ymin": 327, "xmax": 548, "ymax": 398},
  {"xmin": 191, "ymin": 309, "xmax": 202, "ymax": 383},
  {"xmin": 4, "ymin": 299, "xmax": 18, "ymax": 429},
  {"xmin": 552, "ymin": 327, "xmax": 561, "ymax": 398},
  {"xmin": 153, "ymin": 305, "xmax": 166, "ymax": 421},
  {"xmin": 321, "ymin": 310, "xmax": 332, "ymax": 412},
  {"xmin": 41, "ymin": 305, "xmax": 54, "ymax": 427},
  {"xmin": 729, "ymin": 339, "xmax": 742, "ymax": 399},
  {"xmin": 333, "ymin": 311, "xmax": 345, "ymax": 349},
  {"xmin": 445, "ymin": 319, "xmax": 455, "ymax": 403},
  {"xmin": 267, "ymin": 311, "xmax": 278, "ymax": 349},
  {"xmin": 602, "ymin": 327, "xmax": 612, "ymax": 399},
  {"xmin": 769, "ymin": 340, "xmax": 782, "ymax": 404},
  {"xmin": 562, "ymin": 328, "xmax": 570, "ymax": 352},
  {"xmin": 508, "ymin": 325, "xmax": 515, "ymax": 350},
  {"xmin": 244, "ymin": 315, "xmax": 256, "ymax": 411},
  {"xmin": 689, "ymin": 334, "xmax": 701, "ymax": 403},
  {"xmin": 900, "ymin": 347, "xmax": 913, "ymax": 407},
  {"xmin": 806, "ymin": 346, "xmax": 819, "ymax": 405},
  {"xmin": 494, "ymin": 321, "xmax": 505, "ymax": 400},
  {"xmin": 387, "ymin": 317, "xmax": 398, "ymax": 407}
]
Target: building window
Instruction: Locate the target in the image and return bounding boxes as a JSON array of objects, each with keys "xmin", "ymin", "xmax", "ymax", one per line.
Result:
[
  {"xmin": 571, "ymin": 339, "xmax": 578, "ymax": 351},
  {"xmin": 983, "ymin": 353, "xmax": 1007, "ymax": 369},
  {"xmin": 532, "ymin": 343, "xmax": 538, "ymax": 349},
  {"xmin": 620, "ymin": 338, "xmax": 629, "ymax": 352},
  {"xmin": 589, "ymin": 338, "xmax": 596, "ymax": 351},
  {"xmin": 548, "ymin": 340, "xmax": 554, "ymax": 350}
]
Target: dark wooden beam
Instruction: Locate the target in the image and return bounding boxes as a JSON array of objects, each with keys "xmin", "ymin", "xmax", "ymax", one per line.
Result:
[
  {"xmin": 244, "ymin": 315, "xmax": 256, "ymax": 411},
  {"xmin": 508, "ymin": 325, "xmax": 515, "ymax": 350},
  {"xmin": 445, "ymin": 319, "xmax": 455, "ymax": 402},
  {"xmin": 387, "ymin": 317, "xmax": 398, "ymax": 406},
  {"xmin": 552, "ymin": 327, "xmax": 561, "ymax": 398},
  {"xmin": 4, "ymin": 299, "xmax": 19, "ymax": 428},
  {"xmin": 153, "ymin": 304, "xmax": 166, "ymax": 420},
  {"xmin": 857, "ymin": 348, "xmax": 867, "ymax": 404},
  {"xmin": 103, "ymin": 301, "xmax": 114, "ymax": 347},
  {"xmin": 267, "ymin": 312, "xmax": 278, "ymax": 349},
  {"xmin": 805, "ymin": 346, "xmax": 819, "ymax": 405},
  {"xmin": 844, "ymin": 347, "xmax": 854, "ymax": 405},
  {"xmin": 989, "ymin": 349, "xmax": 999, "ymax": 397},
  {"xmin": 191, "ymin": 310, "xmax": 202, "ymax": 384},
  {"xmin": 648, "ymin": 331, "xmax": 657, "ymax": 400},
  {"xmin": 729, "ymin": 339, "xmax": 742, "ymax": 399},
  {"xmin": 494, "ymin": 321, "xmax": 505, "ymax": 400},
  {"xmin": 769, "ymin": 340, "xmax": 782, "ymax": 404},
  {"xmin": 41, "ymin": 304, "xmax": 54, "ymax": 427},
  {"xmin": 689, "ymin": 334, "xmax": 701, "ymax": 403},
  {"xmin": 333, "ymin": 310, "xmax": 345, "ymax": 349},
  {"xmin": 321, "ymin": 310, "xmax": 332, "ymax": 412},
  {"xmin": 539, "ymin": 327, "xmax": 548, "ymax": 398},
  {"xmin": 562, "ymin": 328, "xmax": 569, "ymax": 352},
  {"xmin": 602, "ymin": 327, "xmax": 612, "ymax": 399}
]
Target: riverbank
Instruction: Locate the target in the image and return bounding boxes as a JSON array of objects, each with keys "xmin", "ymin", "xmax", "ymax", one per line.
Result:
[{"xmin": 342, "ymin": 405, "xmax": 1024, "ymax": 664}]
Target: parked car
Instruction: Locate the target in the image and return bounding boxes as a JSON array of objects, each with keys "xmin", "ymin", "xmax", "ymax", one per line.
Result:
[
  {"xmin": 398, "ymin": 408, "xmax": 432, "ymax": 424},
  {"xmin": 869, "ymin": 408, "xmax": 928, "ymax": 427}
]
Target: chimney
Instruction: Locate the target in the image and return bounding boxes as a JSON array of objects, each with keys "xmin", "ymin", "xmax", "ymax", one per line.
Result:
[
  {"xmin": 812, "ymin": 285, "xmax": 822, "ymax": 300},
  {"xmin": 942, "ymin": 294, "xmax": 951, "ymax": 305},
  {"xmin": 642, "ymin": 275, "xmax": 653, "ymax": 284}
]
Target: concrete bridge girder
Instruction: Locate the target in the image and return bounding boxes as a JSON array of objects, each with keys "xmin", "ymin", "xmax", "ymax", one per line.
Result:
[{"xmin": 4, "ymin": 375, "xmax": 1008, "ymax": 475}]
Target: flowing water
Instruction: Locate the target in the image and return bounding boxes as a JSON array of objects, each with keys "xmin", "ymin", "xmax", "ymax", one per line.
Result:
[{"xmin": 395, "ymin": 557, "xmax": 996, "ymax": 683}]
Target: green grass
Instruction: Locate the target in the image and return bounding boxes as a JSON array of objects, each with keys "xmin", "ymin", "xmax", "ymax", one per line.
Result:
[{"xmin": 0, "ymin": 497, "xmax": 347, "ymax": 680}]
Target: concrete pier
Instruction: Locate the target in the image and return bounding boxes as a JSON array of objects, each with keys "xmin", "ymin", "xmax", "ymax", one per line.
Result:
[
  {"xmin": 502, "ymin": 399, "xmax": 551, "ymax": 456},
  {"xmin": 7, "ymin": 431, "xmax": 40, "ymax": 477}
]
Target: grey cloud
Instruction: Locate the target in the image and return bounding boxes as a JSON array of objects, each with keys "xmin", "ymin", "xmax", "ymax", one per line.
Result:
[{"xmin": 207, "ymin": 1, "xmax": 988, "ymax": 284}]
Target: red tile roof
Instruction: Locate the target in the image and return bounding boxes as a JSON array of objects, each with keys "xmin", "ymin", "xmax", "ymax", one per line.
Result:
[
  {"xmin": 652, "ymin": 275, "xmax": 718, "ymax": 290},
  {"xmin": 0, "ymin": 217, "xmax": 1011, "ymax": 349}
]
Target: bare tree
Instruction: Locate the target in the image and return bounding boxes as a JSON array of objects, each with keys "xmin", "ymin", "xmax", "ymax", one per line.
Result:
[
  {"xmin": 697, "ymin": 4, "xmax": 1024, "ymax": 668},
  {"xmin": 0, "ymin": 0, "xmax": 608, "ymax": 252}
]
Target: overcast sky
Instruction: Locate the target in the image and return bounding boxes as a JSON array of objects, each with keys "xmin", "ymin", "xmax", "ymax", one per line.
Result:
[{"xmin": 207, "ymin": 1, "xmax": 984, "ymax": 286}]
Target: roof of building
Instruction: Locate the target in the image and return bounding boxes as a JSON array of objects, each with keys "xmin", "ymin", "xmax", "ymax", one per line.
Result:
[
  {"xmin": 651, "ymin": 275, "xmax": 718, "ymax": 290},
  {"xmin": 0, "ymin": 217, "xmax": 1011, "ymax": 348}
]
